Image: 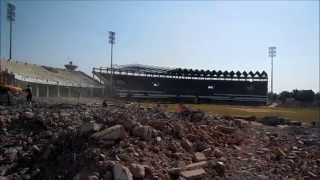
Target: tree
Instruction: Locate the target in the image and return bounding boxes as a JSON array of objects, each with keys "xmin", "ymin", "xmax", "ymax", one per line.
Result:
[
  {"xmin": 292, "ymin": 89, "xmax": 315, "ymax": 102},
  {"xmin": 315, "ymin": 92, "xmax": 320, "ymax": 101},
  {"xmin": 279, "ymin": 91, "xmax": 292, "ymax": 103},
  {"xmin": 315, "ymin": 92, "xmax": 320, "ymax": 105},
  {"xmin": 268, "ymin": 92, "xmax": 278, "ymax": 102}
]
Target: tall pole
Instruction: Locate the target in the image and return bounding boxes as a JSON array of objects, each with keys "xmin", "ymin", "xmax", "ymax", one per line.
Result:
[
  {"xmin": 108, "ymin": 31, "xmax": 115, "ymax": 96},
  {"xmin": 268, "ymin": 46, "xmax": 276, "ymax": 94},
  {"xmin": 110, "ymin": 41, "xmax": 113, "ymax": 94},
  {"xmin": 271, "ymin": 55, "xmax": 273, "ymax": 94},
  {"xmin": 9, "ymin": 21, "xmax": 12, "ymax": 60},
  {"xmin": 7, "ymin": 3, "xmax": 16, "ymax": 61}
]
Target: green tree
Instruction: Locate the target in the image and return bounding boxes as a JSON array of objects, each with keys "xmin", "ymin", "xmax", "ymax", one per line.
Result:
[
  {"xmin": 314, "ymin": 92, "xmax": 320, "ymax": 105},
  {"xmin": 292, "ymin": 89, "xmax": 315, "ymax": 102},
  {"xmin": 268, "ymin": 92, "xmax": 278, "ymax": 102},
  {"xmin": 279, "ymin": 91, "xmax": 292, "ymax": 103}
]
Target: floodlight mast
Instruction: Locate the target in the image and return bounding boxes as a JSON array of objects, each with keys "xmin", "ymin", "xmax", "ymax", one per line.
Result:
[
  {"xmin": 268, "ymin": 46, "xmax": 276, "ymax": 94},
  {"xmin": 108, "ymin": 31, "xmax": 115, "ymax": 95},
  {"xmin": 7, "ymin": 3, "xmax": 16, "ymax": 61}
]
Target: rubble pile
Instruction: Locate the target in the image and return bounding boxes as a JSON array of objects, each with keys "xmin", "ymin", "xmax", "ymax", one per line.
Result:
[{"xmin": 0, "ymin": 102, "xmax": 319, "ymax": 180}]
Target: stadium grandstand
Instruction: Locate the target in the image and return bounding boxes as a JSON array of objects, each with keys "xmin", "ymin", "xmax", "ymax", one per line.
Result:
[
  {"xmin": 0, "ymin": 60, "xmax": 104, "ymax": 98},
  {"xmin": 93, "ymin": 64, "xmax": 268, "ymax": 104}
]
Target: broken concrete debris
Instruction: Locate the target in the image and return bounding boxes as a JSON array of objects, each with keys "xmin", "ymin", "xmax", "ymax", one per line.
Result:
[
  {"xmin": 132, "ymin": 125, "xmax": 154, "ymax": 140},
  {"xmin": 193, "ymin": 152, "xmax": 206, "ymax": 162},
  {"xmin": 180, "ymin": 168, "xmax": 206, "ymax": 179},
  {"xmin": 0, "ymin": 102, "xmax": 319, "ymax": 179},
  {"xmin": 91, "ymin": 125, "xmax": 126, "ymax": 141},
  {"xmin": 129, "ymin": 163, "xmax": 146, "ymax": 178},
  {"xmin": 113, "ymin": 163, "xmax": 133, "ymax": 180}
]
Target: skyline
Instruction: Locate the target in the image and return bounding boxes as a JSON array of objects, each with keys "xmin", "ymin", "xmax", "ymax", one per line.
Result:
[{"xmin": 0, "ymin": 0, "xmax": 319, "ymax": 93}]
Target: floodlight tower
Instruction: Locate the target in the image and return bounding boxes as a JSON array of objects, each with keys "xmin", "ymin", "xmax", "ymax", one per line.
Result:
[
  {"xmin": 7, "ymin": 3, "xmax": 16, "ymax": 60},
  {"xmin": 108, "ymin": 31, "xmax": 115, "ymax": 94},
  {"xmin": 268, "ymin": 46, "xmax": 276, "ymax": 94}
]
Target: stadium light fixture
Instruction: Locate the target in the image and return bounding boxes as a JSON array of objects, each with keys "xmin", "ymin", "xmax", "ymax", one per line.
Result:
[
  {"xmin": 7, "ymin": 3, "xmax": 16, "ymax": 60},
  {"xmin": 268, "ymin": 46, "xmax": 276, "ymax": 94},
  {"xmin": 108, "ymin": 31, "xmax": 115, "ymax": 94}
]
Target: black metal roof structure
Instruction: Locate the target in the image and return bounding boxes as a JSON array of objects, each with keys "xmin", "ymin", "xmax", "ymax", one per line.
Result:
[{"xmin": 94, "ymin": 64, "xmax": 268, "ymax": 80}]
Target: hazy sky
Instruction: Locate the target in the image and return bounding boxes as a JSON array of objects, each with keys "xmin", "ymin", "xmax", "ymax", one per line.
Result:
[{"xmin": 2, "ymin": 0, "xmax": 319, "ymax": 93}]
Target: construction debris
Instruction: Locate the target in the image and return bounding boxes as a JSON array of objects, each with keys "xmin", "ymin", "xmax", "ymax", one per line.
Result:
[
  {"xmin": 91, "ymin": 125, "xmax": 126, "ymax": 141},
  {"xmin": 180, "ymin": 168, "xmax": 206, "ymax": 179},
  {"xmin": 0, "ymin": 102, "xmax": 319, "ymax": 180}
]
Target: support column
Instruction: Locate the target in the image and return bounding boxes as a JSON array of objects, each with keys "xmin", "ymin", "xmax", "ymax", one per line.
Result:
[
  {"xmin": 68, "ymin": 87, "xmax": 71, "ymax": 97},
  {"xmin": 46, "ymin": 86, "xmax": 49, "ymax": 97},
  {"xmin": 57, "ymin": 85, "xmax": 60, "ymax": 97},
  {"xmin": 36, "ymin": 85, "xmax": 39, "ymax": 97},
  {"xmin": 91, "ymin": 87, "xmax": 94, "ymax": 97}
]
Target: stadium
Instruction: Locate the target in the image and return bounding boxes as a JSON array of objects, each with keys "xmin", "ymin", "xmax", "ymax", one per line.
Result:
[
  {"xmin": 0, "ymin": 58, "xmax": 268, "ymax": 104},
  {"xmin": 93, "ymin": 64, "xmax": 268, "ymax": 104}
]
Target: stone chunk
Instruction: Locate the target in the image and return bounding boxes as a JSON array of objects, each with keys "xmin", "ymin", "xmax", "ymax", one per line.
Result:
[
  {"xmin": 168, "ymin": 161, "xmax": 208, "ymax": 175},
  {"xmin": 209, "ymin": 161, "xmax": 225, "ymax": 176},
  {"xmin": 193, "ymin": 152, "xmax": 206, "ymax": 162},
  {"xmin": 216, "ymin": 125, "xmax": 236, "ymax": 134},
  {"xmin": 87, "ymin": 175, "xmax": 98, "ymax": 180},
  {"xmin": 181, "ymin": 138, "xmax": 193, "ymax": 151},
  {"xmin": 185, "ymin": 161, "xmax": 208, "ymax": 170},
  {"xmin": 213, "ymin": 148, "xmax": 223, "ymax": 158},
  {"xmin": 0, "ymin": 176, "xmax": 9, "ymax": 180},
  {"xmin": 132, "ymin": 125, "xmax": 153, "ymax": 140},
  {"xmin": 129, "ymin": 163, "xmax": 145, "ymax": 178},
  {"xmin": 102, "ymin": 171, "xmax": 113, "ymax": 180},
  {"xmin": 91, "ymin": 125, "xmax": 126, "ymax": 141},
  {"xmin": 113, "ymin": 164, "xmax": 133, "ymax": 180},
  {"xmin": 180, "ymin": 168, "xmax": 206, "ymax": 179},
  {"xmin": 79, "ymin": 122, "xmax": 102, "ymax": 134},
  {"xmin": 23, "ymin": 112, "xmax": 34, "ymax": 119}
]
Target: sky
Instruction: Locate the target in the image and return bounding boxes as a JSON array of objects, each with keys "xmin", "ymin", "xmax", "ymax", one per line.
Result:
[{"xmin": 1, "ymin": 0, "xmax": 319, "ymax": 93}]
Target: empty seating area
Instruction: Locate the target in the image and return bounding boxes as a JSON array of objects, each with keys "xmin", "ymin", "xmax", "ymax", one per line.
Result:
[
  {"xmin": 1, "ymin": 60, "xmax": 101, "ymax": 87},
  {"xmin": 96, "ymin": 73, "xmax": 267, "ymax": 96},
  {"xmin": 93, "ymin": 65, "xmax": 268, "ymax": 103}
]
